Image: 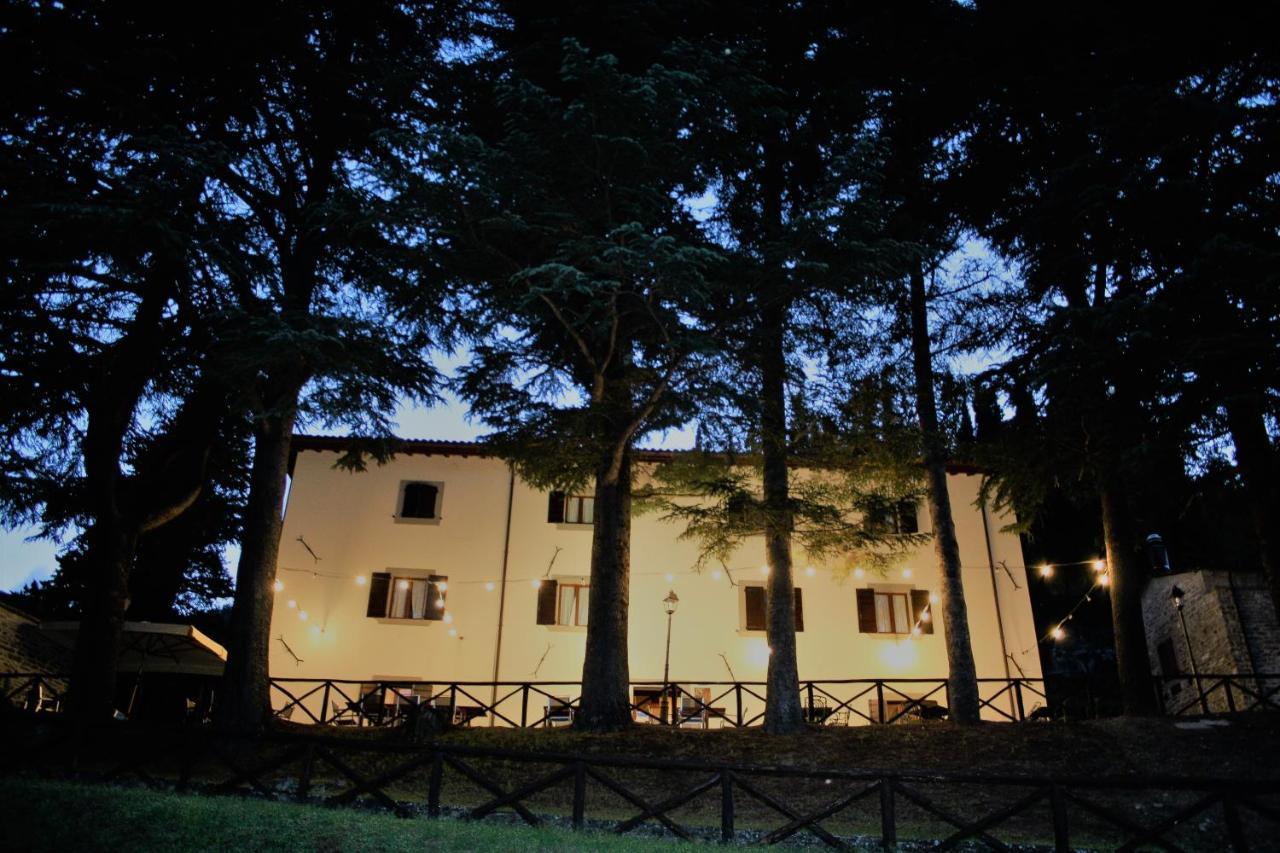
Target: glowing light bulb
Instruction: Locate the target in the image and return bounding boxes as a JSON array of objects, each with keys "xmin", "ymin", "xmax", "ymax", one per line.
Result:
[
  {"xmin": 531, "ymin": 578, "xmax": 542, "ymax": 588},
  {"xmin": 1093, "ymin": 559, "xmax": 1106, "ymax": 573},
  {"xmin": 665, "ymin": 573, "xmax": 674, "ymax": 583},
  {"xmin": 448, "ymin": 628, "xmax": 457, "ymax": 637},
  {"xmin": 853, "ymin": 568, "xmax": 865, "ymax": 580},
  {"xmin": 1100, "ymin": 573, "xmax": 1111, "ymax": 587},
  {"xmin": 434, "ymin": 598, "xmax": 445, "ymax": 608},
  {"xmin": 912, "ymin": 626, "xmax": 922, "ymax": 637},
  {"xmin": 437, "ymin": 581, "xmax": 448, "ymax": 592},
  {"xmin": 273, "ymin": 580, "xmax": 284, "ymax": 592},
  {"xmin": 442, "ymin": 612, "xmax": 453, "ymax": 624},
  {"xmin": 485, "ymin": 582, "xmax": 495, "ymax": 592},
  {"xmin": 902, "ymin": 568, "xmax": 913, "ymax": 579},
  {"xmin": 805, "ymin": 566, "xmax": 816, "ymax": 577},
  {"xmin": 287, "ymin": 599, "xmax": 297, "ymax": 609},
  {"xmin": 929, "ymin": 593, "xmax": 940, "ymax": 605},
  {"xmin": 760, "ymin": 565, "xmax": 770, "ymax": 576},
  {"xmin": 711, "ymin": 569, "xmax": 722, "ymax": 580},
  {"xmin": 1052, "ymin": 625, "xmax": 1065, "ymax": 641},
  {"xmin": 1039, "ymin": 565, "xmax": 1053, "ymax": 578},
  {"xmin": 298, "ymin": 610, "xmax": 309, "ymax": 621},
  {"xmin": 355, "ymin": 575, "xmax": 367, "ymax": 586},
  {"xmin": 397, "ymin": 579, "xmax": 410, "ymax": 591},
  {"xmin": 922, "ymin": 611, "xmax": 931, "ymax": 622}
]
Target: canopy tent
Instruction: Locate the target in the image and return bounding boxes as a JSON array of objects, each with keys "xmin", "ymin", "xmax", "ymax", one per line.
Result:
[{"xmin": 40, "ymin": 621, "xmax": 227, "ymax": 677}]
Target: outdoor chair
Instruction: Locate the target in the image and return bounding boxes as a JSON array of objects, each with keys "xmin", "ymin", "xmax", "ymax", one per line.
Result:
[
  {"xmin": 544, "ymin": 695, "xmax": 574, "ymax": 727},
  {"xmin": 827, "ymin": 708, "xmax": 851, "ymax": 726},
  {"xmin": 330, "ymin": 699, "xmax": 359, "ymax": 726},
  {"xmin": 678, "ymin": 688, "xmax": 711, "ymax": 728}
]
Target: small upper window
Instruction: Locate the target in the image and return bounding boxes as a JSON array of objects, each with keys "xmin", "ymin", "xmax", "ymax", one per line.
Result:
[
  {"xmin": 365, "ymin": 572, "xmax": 446, "ymax": 621},
  {"xmin": 740, "ymin": 584, "xmax": 803, "ymax": 632},
  {"xmin": 399, "ymin": 482, "xmax": 440, "ymax": 520}
]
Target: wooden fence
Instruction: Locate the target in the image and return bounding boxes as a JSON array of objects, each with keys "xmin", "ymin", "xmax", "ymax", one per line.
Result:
[{"xmin": 3, "ymin": 721, "xmax": 1278, "ymax": 850}]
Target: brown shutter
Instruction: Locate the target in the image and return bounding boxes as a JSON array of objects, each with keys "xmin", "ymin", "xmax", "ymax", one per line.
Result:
[
  {"xmin": 547, "ymin": 491, "xmax": 565, "ymax": 523},
  {"xmin": 536, "ymin": 579, "xmax": 558, "ymax": 624},
  {"xmin": 911, "ymin": 590, "xmax": 934, "ymax": 634},
  {"xmin": 856, "ymin": 589, "xmax": 877, "ymax": 633},
  {"xmin": 897, "ymin": 501, "xmax": 919, "ymax": 534},
  {"xmin": 744, "ymin": 586, "xmax": 767, "ymax": 631},
  {"xmin": 793, "ymin": 587, "xmax": 804, "ymax": 632},
  {"xmin": 367, "ymin": 572, "xmax": 391, "ymax": 618},
  {"xmin": 426, "ymin": 576, "xmax": 447, "ymax": 621}
]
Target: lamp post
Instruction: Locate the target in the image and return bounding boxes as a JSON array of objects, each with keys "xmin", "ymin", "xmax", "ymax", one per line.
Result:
[
  {"xmin": 660, "ymin": 590, "xmax": 679, "ymax": 726},
  {"xmin": 1170, "ymin": 584, "xmax": 1208, "ymax": 714}
]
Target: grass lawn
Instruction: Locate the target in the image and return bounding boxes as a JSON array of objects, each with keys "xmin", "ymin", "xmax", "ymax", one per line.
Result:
[{"xmin": 0, "ymin": 777, "xmax": 692, "ymax": 852}]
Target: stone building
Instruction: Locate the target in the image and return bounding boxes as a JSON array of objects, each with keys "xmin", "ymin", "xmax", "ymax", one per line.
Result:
[
  {"xmin": 1142, "ymin": 571, "xmax": 1280, "ymax": 715},
  {"xmin": 0, "ymin": 597, "xmax": 70, "ymax": 710}
]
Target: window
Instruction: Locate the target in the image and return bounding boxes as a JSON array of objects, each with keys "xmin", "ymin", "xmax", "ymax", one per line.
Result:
[
  {"xmin": 547, "ymin": 491, "xmax": 593, "ymax": 524},
  {"xmin": 741, "ymin": 584, "xmax": 804, "ymax": 632},
  {"xmin": 1157, "ymin": 639, "xmax": 1181, "ymax": 677},
  {"xmin": 397, "ymin": 481, "xmax": 441, "ymax": 521},
  {"xmin": 365, "ymin": 572, "xmax": 446, "ymax": 621},
  {"xmin": 867, "ymin": 500, "xmax": 919, "ymax": 535},
  {"xmin": 856, "ymin": 588, "xmax": 933, "ymax": 634},
  {"xmin": 535, "ymin": 579, "xmax": 589, "ymax": 626}
]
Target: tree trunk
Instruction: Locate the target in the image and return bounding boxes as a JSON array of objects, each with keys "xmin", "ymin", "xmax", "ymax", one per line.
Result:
[
  {"xmin": 575, "ymin": 444, "xmax": 634, "ymax": 731},
  {"xmin": 1226, "ymin": 394, "xmax": 1280, "ymax": 620},
  {"xmin": 1098, "ymin": 474, "xmax": 1156, "ymax": 715},
  {"xmin": 760, "ymin": 300, "xmax": 805, "ymax": 734},
  {"xmin": 907, "ymin": 264, "xmax": 981, "ymax": 723},
  {"xmin": 68, "ymin": 520, "xmax": 137, "ymax": 723},
  {"xmin": 217, "ymin": 404, "xmax": 299, "ymax": 734}
]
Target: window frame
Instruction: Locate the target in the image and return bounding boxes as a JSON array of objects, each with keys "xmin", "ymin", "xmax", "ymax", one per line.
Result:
[
  {"xmin": 738, "ymin": 582, "xmax": 803, "ymax": 633},
  {"xmin": 555, "ymin": 582, "xmax": 590, "ymax": 627},
  {"xmin": 373, "ymin": 572, "xmax": 447, "ymax": 622},
  {"xmin": 563, "ymin": 494, "xmax": 595, "ymax": 525},
  {"xmin": 394, "ymin": 480, "xmax": 444, "ymax": 525},
  {"xmin": 874, "ymin": 591, "xmax": 912, "ymax": 634}
]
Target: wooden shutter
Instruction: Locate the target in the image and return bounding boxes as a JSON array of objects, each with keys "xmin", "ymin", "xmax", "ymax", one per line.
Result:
[
  {"xmin": 911, "ymin": 590, "xmax": 934, "ymax": 634},
  {"xmin": 856, "ymin": 589, "xmax": 877, "ymax": 633},
  {"xmin": 547, "ymin": 491, "xmax": 565, "ymax": 523},
  {"xmin": 793, "ymin": 587, "xmax": 804, "ymax": 632},
  {"xmin": 744, "ymin": 586, "xmax": 767, "ymax": 631},
  {"xmin": 366, "ymin": 572, "xmax": 391, "ymax": 618},
  {"xmin": 425, "ymin": 576, "xmax": 447, "ymax": 621},
  {"xmin": 897, "ymin": 501, "xmax": 919, "ymax": 534},
  {"xmin": 536, "ymin": 579, "xmax": 558, "ymax": 624}
]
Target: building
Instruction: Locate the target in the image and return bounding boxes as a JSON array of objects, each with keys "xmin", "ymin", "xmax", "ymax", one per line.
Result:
[
  {"xmin": 1143, "ymin": 570, "xmax": 1280, "ymax": 715},
  {"xmin": 268, "ymin": 436, "xmax": 1044, "ymax": 725}
]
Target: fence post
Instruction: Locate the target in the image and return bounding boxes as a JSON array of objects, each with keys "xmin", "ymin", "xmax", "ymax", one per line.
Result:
[
  {"xmin": 298, "ymin": 743, "xmax": 316, "ymax": 802},
  {"xmin": 427, "ymin": 750, "xmax": 443, "ymax": 817},
  {"xmin": 321, "ymin": 681, "xmax": 331, "ymax": 724},
  {"xmin": 572, "ymin": 761, "xmax": 586, "ymax": 830},
  {"xmin": 1014, "ymin": 680, "xmax": 1026, "ymax": 721},
  {"xmin": 1225, "ymin": 679, "xmax": 1237, "ymax": 714},
  {"xmin": 1049, "ymin": 785, "xmax": 1069, "ymax": 852},
  {"xmin": 876, "ymin": 682, "xmax": 886, "ymax": 724},
  {"xmin": 735, "ymin": 684, "xmax": 743, "ymax": 727},
  {"xmin": 879, "ymin": 776, "xmax": 896, "ymax": 851},
  {"xmin": 720, "ymin": 771, "xmax": 734, "ymax": 843},
  {"xmin": 521, "ymin": 684, "xmax": 529, "ymax": 728},
  {"xmin": 806, "ymin": 682, "xmax": 815, "ymax": 717},
  {"xmin": 1223, "ymin": 794, "xmax": 1249, "ymax": 852}
]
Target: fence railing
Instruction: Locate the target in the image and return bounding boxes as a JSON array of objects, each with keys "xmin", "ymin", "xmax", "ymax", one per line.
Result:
[
  {"xmin": 265, "ymin": 676, "xmax": 1055, "ymax": 729},
  {"xmin": 6, "ymin": 671, "xmax": 1279, "ymax": 728},
  {"xmin": 4, "ymin": 721, "xmax": 1278, "ymax": 850}
]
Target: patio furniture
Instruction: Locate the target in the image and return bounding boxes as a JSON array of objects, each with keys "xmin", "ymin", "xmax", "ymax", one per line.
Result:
[
  {"xmin": 632, "ymin": 688, "xmax": 663, "ymax": 724},
  {"xmin": 544, "ymin": 695, "xmax": 575, "ymax": 727},
  {"xmin": 677, "ymin": 687, "xmax": 712, "ymax": 728},
  {"xmin": 331, "ymin": 699, "xmax": 359, "ymax": 726},
  {"xmin": 804, "ymin": 695, "xmax": 833, "ymax": 723}
]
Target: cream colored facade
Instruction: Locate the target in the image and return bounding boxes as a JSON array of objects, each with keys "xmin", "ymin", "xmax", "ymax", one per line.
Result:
[{"xmin": 269, "ymin": 438, "xmax": 1043, "ymax": 724}]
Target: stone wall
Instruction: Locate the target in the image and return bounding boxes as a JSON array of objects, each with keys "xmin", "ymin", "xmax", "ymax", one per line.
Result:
[
  {"xmin": 1142, "ymin": 571, "xmax": 1280, "ymax": 714},
  {"xmin": 0, "ymin": 600, "xmax": 70, "ymax": 709}
]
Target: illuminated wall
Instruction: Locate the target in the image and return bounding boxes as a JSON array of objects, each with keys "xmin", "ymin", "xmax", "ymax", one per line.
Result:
[{"xmin": 269, "ymin": 441, "xmax": 1043, "ymax": 724}]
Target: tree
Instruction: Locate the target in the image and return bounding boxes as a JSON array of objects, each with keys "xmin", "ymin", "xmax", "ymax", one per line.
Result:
[
  {"xmin": 436, "ymin": 8, "xmax": 725, "ymax": 730},
  {"xmin": 0, "ymin": 0, "xmax": 255, "ymax": 722},
  {"xmin": 212, "ymin": 1, "xmax": 461, "ymax": 733}
]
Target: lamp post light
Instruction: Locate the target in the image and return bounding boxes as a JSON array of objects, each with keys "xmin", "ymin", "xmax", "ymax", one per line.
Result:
[
  {"xmin": 660, "ymin": 589, "xmax": 679, "ymax": 726},
  {"xmin": 1170, "ymin": 584, "xmax": 1208, "ymax": 714}
]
